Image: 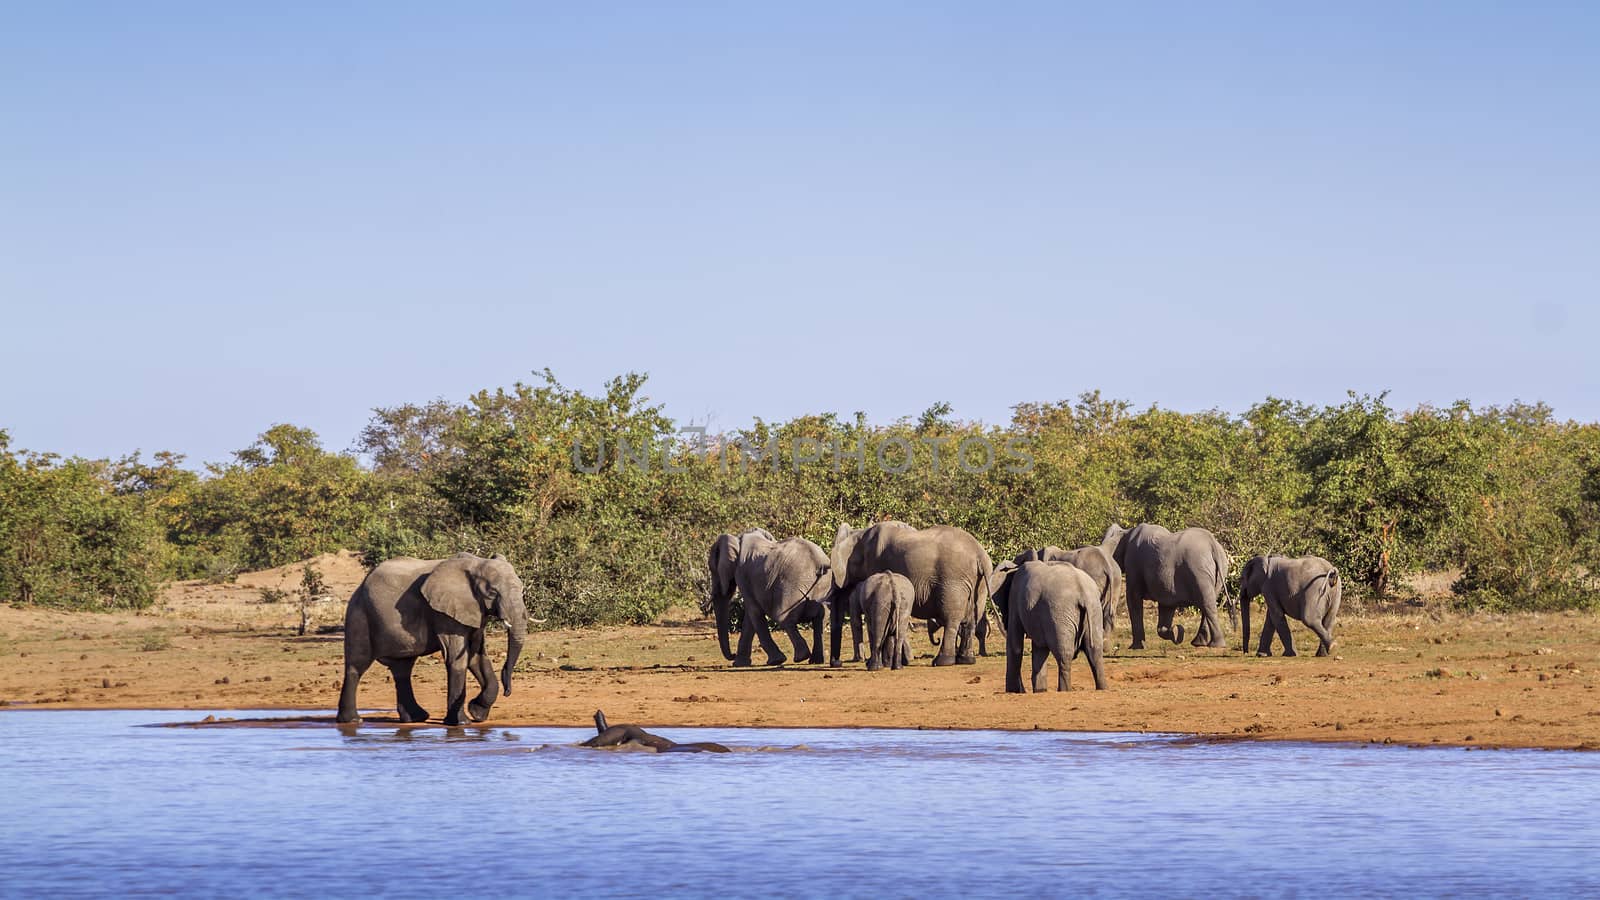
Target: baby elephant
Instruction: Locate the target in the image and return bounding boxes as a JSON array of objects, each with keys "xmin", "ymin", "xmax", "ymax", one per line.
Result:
[
  {"xmin": 1239, "ymin": 555, "xmax": 1341, "ymax": 657},
  {"xmin": 996, "ymin": 561, "xmax": 1109, "ymax": 693},
  {"xmin": 850, "ymin": 572, "xmax": 913, "ymax": 670}
]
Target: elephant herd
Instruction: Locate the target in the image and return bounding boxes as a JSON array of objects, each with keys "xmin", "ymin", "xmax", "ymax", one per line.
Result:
[
  {"xmin": 704, "ymin": 520, "xmax": 1344, "ymax": 695},
  {"xmin": 335, "ymin": 524, "xmax": 1343, "ymax": 724}
]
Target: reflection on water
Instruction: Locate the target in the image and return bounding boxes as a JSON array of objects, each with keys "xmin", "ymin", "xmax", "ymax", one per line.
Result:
[{"xmin": 2, "ymin": 710, "xmax": 1597, "ymax": 897}]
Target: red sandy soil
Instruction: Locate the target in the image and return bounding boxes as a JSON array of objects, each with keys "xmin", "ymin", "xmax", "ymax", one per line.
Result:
[{"xmin": 2, "ymin": 552, "xmax": 1596, "ymax": 750}]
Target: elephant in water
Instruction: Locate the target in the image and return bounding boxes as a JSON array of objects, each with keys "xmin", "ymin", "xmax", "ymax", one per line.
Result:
[
  {"xmin": 1239, "ymin": 554, "xmax": 1342, "ymax": 656},
  {"xmin": 706, "ymin": 529, "xmax": 832, "ymax": 667},
  {"xmin": 830, "ymin": 521, "xmax": 994, "ymax": 666},
  {"xmin": 995, "ymin": 561, "xmax": 1109, "ymax": 693},
  {"xmin": 582, "ymin": 710, "xmax": 730, "ymax": 753},
  {"xmin": 339, "ymin": 553, "xmax": 528, "ymax": 726},
  {"xmin": 849, "ymin": 572, "xmax": 913, "ymax": 671},
  {"xmin": 1102, "ymin": 524, "xmax": 1230, "ymax": 650},
  {"xmin": 1014, "ymin": 545, "xmax": 1121, "ymax": 644}
]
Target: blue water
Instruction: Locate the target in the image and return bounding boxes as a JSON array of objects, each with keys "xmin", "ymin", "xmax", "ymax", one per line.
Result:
[{"xmin": 2, "ymin": 711, "xmax": 1596, "ymax": 897}]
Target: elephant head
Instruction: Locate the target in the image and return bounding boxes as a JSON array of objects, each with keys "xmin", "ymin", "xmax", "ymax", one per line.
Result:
[
  {"xmin": 1237, "ymin": 555, "xmax": 1274, "ymax": 653},
  {"xmin": 421, "ymin": 553, "xmax": 527, "ymax": 696},
  {"xmin": 989, "ymin": 561, "xmax": 1019, "ymax": 628},
  {"xmin": 1101, "ymin": 524, "xmax": 1130, "ymax": 564},
  {"xmin": 830, "ymin": 523, "xmax": 863, "ymax": 593},
  {"xmin": 705, "ymin": 528, "xmax": 774, "ymax": 661}
]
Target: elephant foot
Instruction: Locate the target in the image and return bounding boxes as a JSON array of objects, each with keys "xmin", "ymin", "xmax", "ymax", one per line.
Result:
[
  {"xmin": 829, "ymin": 659, "xmax": 843, "ymax": 669},
  {"xmin": 397, "ymin": 707, "xmax": 429, "ymax": 723},
  {"xmin": 1172, "ymin": 624, "xmax": 1186, "ymax": 645},
  {"xmin": 763, "ymin": 655, "xmax": 788, "ymax": 667},
  {"xmin": 805, "ymin": 654, "xmax": 825, "ymax": 665},
  {"xmin": 443, "ymin": 715, "xmax": 464, "ymax": 727},
  {"xmin": 731, "ymin": 658, "xmax": 753, "ymax": 668},
  {"xmin": 1316, "ymin": 645, "xmax": 1333, "ymax": 657},
  {"xmin": 1129, "ymin": 641, "xmax": 1145, "ymax": 651},
  {"xmin": 467, "ymin": 700, "xmax": 492, "ymax": 722},
  {"xmin": 1256, "ymin": 650, "xmax": 1272, "ymax": 658},
  {"xmin": 955, "ymin": 654, "xmax": 978, "ymax": 665},
  {"xmin": 1282, "ymin": 649, "xmax": 1297, "ymax": 657},
  {"xmin": 336, "ymin": 712, "xmax": 361, "ymax": 725},
  {"xmin": 866, "ymin": 659, "xmax": 881, "ymax": 672}
]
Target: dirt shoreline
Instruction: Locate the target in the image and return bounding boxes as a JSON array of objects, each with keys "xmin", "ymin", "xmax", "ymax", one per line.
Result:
[{"xmin": 2, "ymin": 555, "xmax": 1597, "ymax": 752}]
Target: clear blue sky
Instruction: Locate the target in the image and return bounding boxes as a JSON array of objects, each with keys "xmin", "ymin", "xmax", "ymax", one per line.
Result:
[{"xmin": 3, "ymin": 2, "xmax": 1596, "ymax": 465}]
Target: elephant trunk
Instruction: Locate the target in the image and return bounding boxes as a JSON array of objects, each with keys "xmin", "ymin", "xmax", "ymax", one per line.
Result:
[
  {"xmin": 712, "ymin": 594, "xmax": 735, "ymax": 661},
  {"xmin": 1239, "ymin": 590, "xmax": 1250, "ymax": 654},
  {"xmin": 501, "ymin": 594, "xmax": 527, "ymax": 696}
]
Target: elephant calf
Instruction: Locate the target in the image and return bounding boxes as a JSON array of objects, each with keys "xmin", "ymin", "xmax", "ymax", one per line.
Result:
[
  {"xmin": 850, "ymin": 573, "xmax": 913, "ymax": 671},
  {"xmin": 1239, "ymin": 555, "xmax": 1341, "ymax": 657},
  {"xmin": 995, "ymin": 561, "xmax": 1109, "ymax": 693}
]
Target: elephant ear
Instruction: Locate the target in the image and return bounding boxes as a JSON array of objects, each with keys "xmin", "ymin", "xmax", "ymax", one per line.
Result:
[
  {"xmin": 830, "ymin": 524, "xmax": 858, "ymax": 591},
  {"xmin": 421, "ymin": 556, "xmax": 485, "ymax": 628},
  {"xmin": 708, "ymin": 534, "xmax": 738, "ymax": 600}
]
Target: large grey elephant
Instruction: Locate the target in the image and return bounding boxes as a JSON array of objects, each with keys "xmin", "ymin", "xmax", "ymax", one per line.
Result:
[
  {"xmin": 1239, "ymin": 554, "xmax": 1342, "ymax": 656},
  {"xmin": 997, "ymin": 561, "xmax": 1109, "ymax": 693},
  {"xmin": 830, "ymin": 521, "xmax": 993, "ymax": 666},
  {"xmin": 1014, "ymin": 545, "xmax": 1121, "ymax": 641},
  {"xmin": 706, "ymin": 529, "xmax": 831, "ymax": 667},
  {"xmin": 849, "ymin": 572, "xmax": 913, "ymax": 671},
  {"xmin": 338, "ymin": 553, "xmax": 527, "ymax": 726},
  {"xmin": 1102, "ymin": 523, "xmax": 1231, "ymax": 650}
]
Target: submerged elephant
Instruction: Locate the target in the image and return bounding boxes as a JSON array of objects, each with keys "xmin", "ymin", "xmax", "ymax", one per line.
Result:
[
  {"xmin": 1239, "ymin": 554, "xmax": 1342, "ymax": 656},
  {"xmin": 706, "ymin": 529, "xmax": 831, "ymax": 667},
  {"xmin": 339, "ymin": 553, "xmax": 528, "ymax": 726},
  {"xmin": 1103, "ymin": 523, "xmax": 1231, "ymax": 650},
  {"xmin": 997, "ymin": 561, "xmax": 1109, "ymax": 693},
  {"xmin": 850, "ymin": 572, "xmax": 913, "ymax": 671},
  {"xmin": 582, "ymin": 710, "xmax": 730, "ymax": 753},
  {"xmin": 1014, "ymin": 545, "xmax": 1121, "ymax": 642},
  {"xmin": 830, "ymin": 521, "xmax": 994, "ymax": 666}
]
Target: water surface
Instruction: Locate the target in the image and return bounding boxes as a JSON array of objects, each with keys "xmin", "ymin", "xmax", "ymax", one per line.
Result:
[{"xmin": 2, "ymin": 710, "xmax": 1596, "ymax": 897}]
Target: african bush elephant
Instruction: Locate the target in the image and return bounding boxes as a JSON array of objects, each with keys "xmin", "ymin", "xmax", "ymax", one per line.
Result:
[
  {"xmin": 338, "ymin": 553, "xmax": 527, "ymax": 726},
  {"xmin": 1239, "ymin": 554, "xmax": 1342, "ymax": 656},
  {"xmin": 830, "ymin": 521, "xmax": 994, "ymax": 666},
  {"xmin": 924, "ymin": 608, "xmax": 994, "ymax": 657},
  {"xmin": 850, "ymin": 572, "xmax": 913, "ymax": 671},
  {"xmin": 1103, "ymin": 523, "xmax": 1231, "ymax": 650},
  {"xmin": 1014, "ymin": 545, "xmax": 1121, "ymax": 642},
  {"xmin": 706, "ymin": 529, "xmax": 831, "ymax": 667},
  {"xmin": 997, "ymin": 561, "xmax": 1109, "ymax": 693}
]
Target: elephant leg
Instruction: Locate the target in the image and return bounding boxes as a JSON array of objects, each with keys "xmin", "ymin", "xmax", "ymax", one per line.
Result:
[
  {"xmin": 1084, "ymin": 634, "xmax": 1109, "ymax": 690},
  {"xmin": 808, "ymin": 608, "xmax": 826, "ymax": 664},
  {"xmin": 438, "ymin": 633, "xmax": 471, "ymax": 726},
  {"xmin": 975, "ymin": 612, "xmax": 990, "ymax": 657},
  {"xmin": 386, "ymin": 656, "xmax": 429, "ymax": 722},
  {"xmin": 1275, "ymin": 605, "xmax": 1297, "ymax": 657},
  {"xmin": 734, "ymin": 605, "xmax": 758, "ymax": 667},
  {"xmin": 1053, "ymin": 640, "xmax": 1071, "ymax": 693},
  {"xmin": 466, "ymin": 631, "xmax": 499, "ymax": 722},
  {"xmin": 1005, "ymin": 615, "xmax": 1026, "ymax": 693},
  {"xmin": 1255, "ymin": 608, "xmax": 1276, "ymax": 657},
  {"xmin": 1194, "ymin": 600, "xmax": 1227, "ymax": 649},
  {"xmin": 829, "ymin": 597, "xmax": 846, "ymax": 668},
  {"xmin": 337, "ymin": 656, "xmax": 372, "ymax": 724},
  {"xmin": 850, "ymin": 609, "xmax": 864, "ymax": 662},
  {"xmin": 1156, "ymin": 605, "xmax": 1179, "ymax": 644},
  {"xmin": 1030, "ymin": 641, "xmax": 1051, "ymax": 693},
  {"xmin": 747, "ymin": 599, "xmax": 787, "ymax": 666},
  {"xmin": 1305, "ymin": 613, "xmax": 1335, "ymax": 657},
  {"xmin": 1125, "ymin": 578, "xmax": 1147, "ymax": 650},
  {"xmin": 783, "ymin": 623, "xmax": 813, "ymax": 664}
]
